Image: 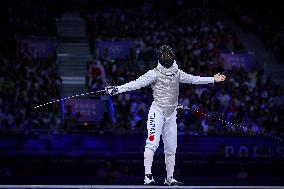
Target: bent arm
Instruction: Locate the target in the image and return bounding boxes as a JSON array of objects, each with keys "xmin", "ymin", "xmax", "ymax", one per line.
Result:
[
  {"xmin": 117, "ymin": 70, "xmax": 156, "ymax": 93},
  {"xmin": 179, "ymin": 69, "xmax": 214, "ymax": 84}
]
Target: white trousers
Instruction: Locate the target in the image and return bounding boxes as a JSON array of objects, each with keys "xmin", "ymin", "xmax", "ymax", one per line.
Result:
[{"xmin": 145, "ymin": 105, "xmax": 177, "ymax": 155}]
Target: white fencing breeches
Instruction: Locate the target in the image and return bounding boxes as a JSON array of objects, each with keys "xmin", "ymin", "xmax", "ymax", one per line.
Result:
[{"xmin": 144, "ymin": 105, "xmax": 177, "ymax": 176}]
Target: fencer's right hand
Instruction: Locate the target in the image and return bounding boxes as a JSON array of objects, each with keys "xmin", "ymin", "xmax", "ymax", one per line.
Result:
[{"xmin": 105, "ymin": 86, "xmax": 119, "ymax": 96}]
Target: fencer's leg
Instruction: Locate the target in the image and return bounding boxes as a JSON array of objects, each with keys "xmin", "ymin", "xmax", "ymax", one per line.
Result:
[
  {"xmin": 162, "ymin": 110, "xmax": 178, "ymax": 180},
  {"xmin": 144, "ymin": 106, "xmax": 164, "ymax": 175}
]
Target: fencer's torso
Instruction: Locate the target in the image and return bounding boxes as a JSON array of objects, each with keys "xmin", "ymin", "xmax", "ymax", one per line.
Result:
[
  {"xmin": 116, "ymin": 61, "xmax": 214, "ymax": 117},
  {"xmin": 151, "ymin": 65, "xmax": 180, "ymax": 117}
]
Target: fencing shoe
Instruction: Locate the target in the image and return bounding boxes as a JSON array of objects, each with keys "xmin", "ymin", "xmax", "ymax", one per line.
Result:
[
  {"xmin": 144, "ymin": 174, "xmax": 156, "ymax": 185},
  {"xmin": 164, "ymin": 176, "xmax": 183, "ymax": 186}
]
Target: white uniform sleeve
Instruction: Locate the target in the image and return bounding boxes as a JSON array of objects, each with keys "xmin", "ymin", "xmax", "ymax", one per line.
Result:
[
  {"xmin": 179, "ymin": 69, "xmax": 215, "ymax": 84},
  {"xmin": 117, "ymin": 69, "xmax": 156, "ymax": 93}
]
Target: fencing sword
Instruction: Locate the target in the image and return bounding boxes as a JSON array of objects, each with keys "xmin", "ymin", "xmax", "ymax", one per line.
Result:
[{"xmin": 33, "ymin": 89, "xmax": 106, "ymax": 109}]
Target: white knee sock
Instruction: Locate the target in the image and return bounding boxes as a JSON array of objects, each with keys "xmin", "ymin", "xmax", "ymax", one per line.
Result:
[
  {"xmin": 165, "ymin": 154, "xmax": 175, "ymax": 179},
  {"xmin": 144, "ymin": 148, "xmax": 154, "ymax": 175}
]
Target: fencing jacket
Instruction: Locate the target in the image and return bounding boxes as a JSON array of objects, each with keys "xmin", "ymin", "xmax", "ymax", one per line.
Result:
[{"xmin": 117, "ymin": 61, "xmax": 215, "ymax": 117}]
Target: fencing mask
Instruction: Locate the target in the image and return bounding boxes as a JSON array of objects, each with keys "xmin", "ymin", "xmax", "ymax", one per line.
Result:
[{"xmin": 158, "ymin": 45, "xmax": 175, "ymax": 69}]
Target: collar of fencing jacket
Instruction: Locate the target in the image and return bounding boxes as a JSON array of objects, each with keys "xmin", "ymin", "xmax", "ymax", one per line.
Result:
[{"xmin": 156, "ymin": 60, "xmax": 178, "ymax": 76}]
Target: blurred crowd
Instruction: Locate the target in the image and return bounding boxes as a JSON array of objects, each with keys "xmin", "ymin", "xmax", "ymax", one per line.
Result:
[
  {"xmin": 0, "ymin": 0, "xmax": 62, "ymax": 133},
  {"xmin": 226, "ymin": 0, "xmax": 284, "ymax": 63},
  {"xmin": 0, "ymin": 0, "xmax": 283, "ymax": 137},
  {"xmin": 84, "ymin": 0, "xmax": 284, "ymax": 136}
]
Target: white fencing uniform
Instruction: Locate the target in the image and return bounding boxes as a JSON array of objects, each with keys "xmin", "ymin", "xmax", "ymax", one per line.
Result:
[{"xmin": 117, "ymin": 61, "xmax": 214, "ymax": 178}]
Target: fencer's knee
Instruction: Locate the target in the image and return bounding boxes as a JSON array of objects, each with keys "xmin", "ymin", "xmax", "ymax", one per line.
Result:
[
  {"xmin": 164, "ymin": 150, "xmax": 176, "ymax": 155},
  {"xmin": 145, "ymin": 142, "xmax": 159, "ymax": 153},
  {"xmin": 164, "ymin": 145, "xmax": 177, "ymax": 155},
  {"xmin": 144, "ymin": 147, "xmax": 155, "ymax": 154}
]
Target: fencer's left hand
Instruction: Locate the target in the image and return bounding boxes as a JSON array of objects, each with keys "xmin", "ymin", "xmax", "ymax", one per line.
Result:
[{"xmin": 214, "ymin": 73, "xmax": 226, "ymax": 82}]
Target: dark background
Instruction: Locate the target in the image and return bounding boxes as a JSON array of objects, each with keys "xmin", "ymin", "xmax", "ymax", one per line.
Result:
[{"xmin": 0, "ymin": 0, "xmax": 283, "ymax": 186}]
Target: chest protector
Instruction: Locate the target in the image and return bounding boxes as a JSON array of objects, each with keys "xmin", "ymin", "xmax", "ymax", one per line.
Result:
[{"xmin": 152, "ymin": 68, "xmax": 180, "ymax": 117}]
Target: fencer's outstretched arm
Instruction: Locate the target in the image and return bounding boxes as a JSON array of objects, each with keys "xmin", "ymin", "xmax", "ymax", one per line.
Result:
[
  {"xmin": 179, "ymin": 70, "xmax": 215, "ymax": 84},
  {"xmin": 117, "ymin": 70, "xmax": 156, "ymax": 93},
  {"xmin": 179, "ymin": 70, "xmax": 226, "ymax": 84}
]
